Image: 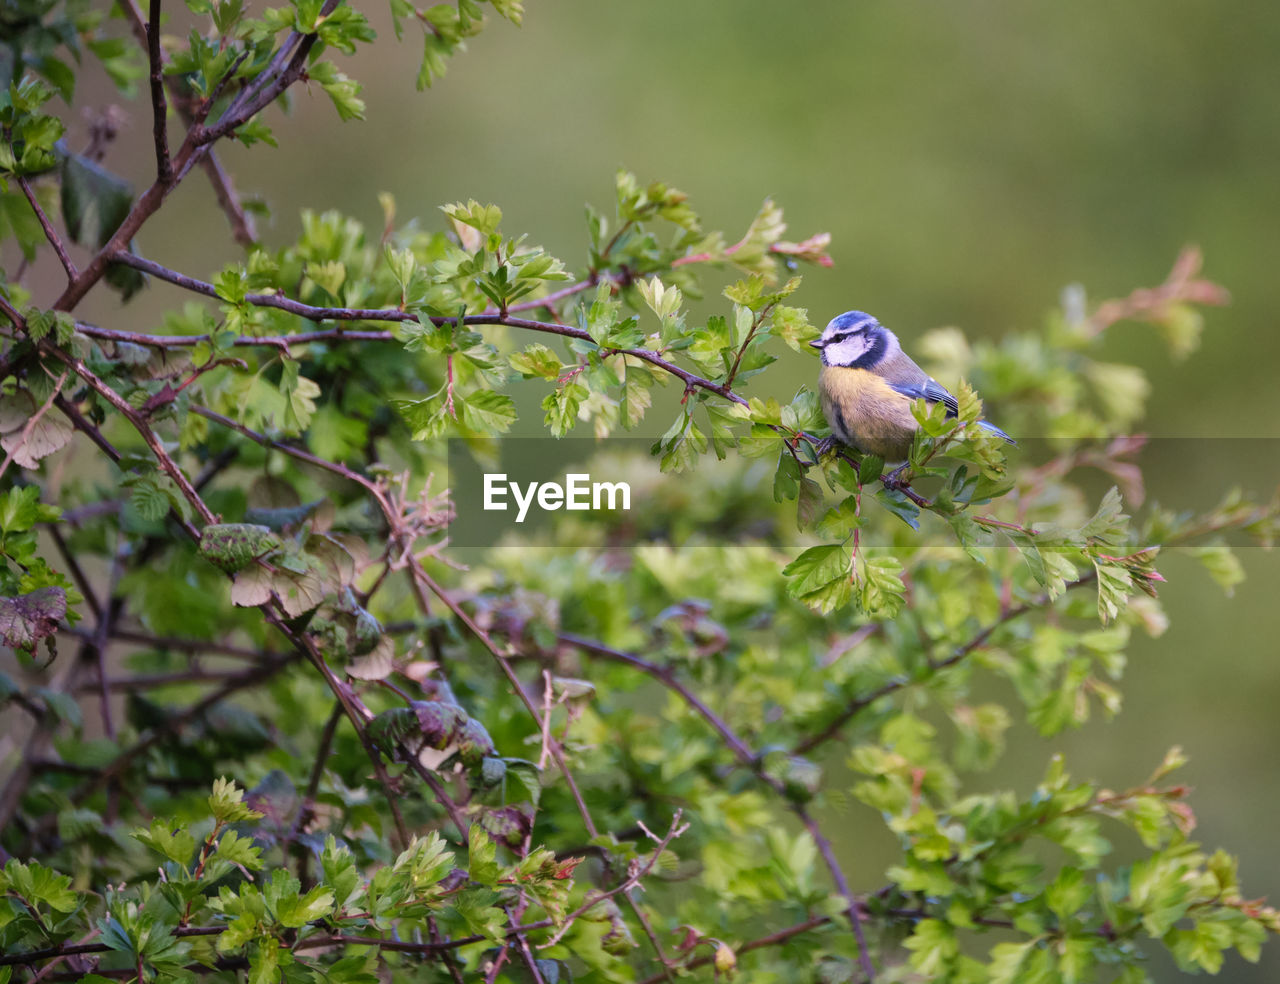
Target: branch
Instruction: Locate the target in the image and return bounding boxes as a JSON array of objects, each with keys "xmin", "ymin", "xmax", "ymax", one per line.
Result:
[
  {"xmin": 542, "ymin": 810, "xmax": 688, "ymax": 948},
  {"xmin": 54, "ymin": 394, "xmax": 122, "ymax": 462},
  {"xmin": 0, "ymin": 927, "xmax": 219, "ymax": 969},
  {"xmin": 118, "ymin": 0, "xmax": 256, "ymax": 245},
  {"xmin": 73, "ymin": 667, "xmax": 268, "ymax": 691},
  {"xmin": 98, "ymin": 251, "xmax": 749, "ymax": 407},
  {"xmin": 15, "ymin": 174, "xmax": 77, "ymax": 280},
  {"xmin": 558, "ymin": 634, "xmax": 760, "ymax": 767},
  {"xmin": 35, "ymin": 335, "xmax": 216, "ymax": 528},
  {"xmin": 52, "ymin": 4, "xmax": 343, "ymax": 310},
  {"xmin": 200, "ymin": 150, "xmax": 257, "ymax": 246},
  {"xmin": 106, "ymin": 628, "xmax": 280, "ymax": 661},
  {"xmin": 195, "ymin": 0, "xmax": 341, "ymax": 148},
  {"xmin": 796, "ymin": 804, "xmax": 875, "ymax": 980},
  {"xmin": 46, "ymin": 525, "xmax": 103, "ymax": 623},
  {"xmin": 146, "ymin": 0, "xmax": 172, "ymax": 183},
  {"xmin": 636, "ymin": 915, "xmax": 831, "ymax": 984}
]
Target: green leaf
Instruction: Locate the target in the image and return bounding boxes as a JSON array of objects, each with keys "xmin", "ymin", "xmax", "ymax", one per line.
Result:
[
  {"xmin": 468, "ymin": 825, "xmax": 500, "ymax": 885},
  {"xmin": 509, "ymin": 343, "xmax": 563, "ymax": 380},
  {"xmin": 1046, "ymin": 866, "xmax": 1091, "ymax": 920},
  {"xmin": 273, "ymin": 881, "xmax": 334, "ymax": 928},
  {"xmin": 454, "ymin": 886, "xmax": 506, "ymax": 943},
  {"xmin": 1187, "ymin": 544, "xmax": 1244, "ymax": 595},
  {"xmin": 874, "ymin": 486, "xmax": 921, "ymax": 530},
  {"xmin": 279, "ymin": 358, "xmax": 320, "ymax": 435},
  {"xmin": 856, "ymin": 554, "xmax": 906, "ymax": 619},
  {"xmin": 988, "ymin": 940, "xmax": 1033, "ymax": 984},
  {"xmin": 133, "ymin": 819, "xmax": 198, "ymax": 866},
  {"xmin": 307, "ymin": 61, "xmax": 366, "ymax": 121},
  {"xmin": 458, "ymin": 390, "xmax": 516, "ymax": 435},
  {"xmin": 442, "ymin": 200, "xmax": 503, "ymax": 236},
  {"xmin": 0, "ymin": 858, "xmax": 79, "ymax": 913},
  {"xmin": 213, "ymin": 828, "xmax": 264, "ymax": 872},
  {"xmin": 543, "ymin": 382, "xmax": 587, "ymax": 437},
  {"xmin": 209, "ymin": 776, "xmax": 264, "ymax": 824},
  {"xmin": 782, "ymin": 544, "xmax": 852, "ymax": 615},
  {"xmin": 321, "ymin": 836, "xmax": 364, "ymax": 912},
  {"xmin": 249, "ymin": 936, "xmax": 282, "ymax": 984},
  {"xmin": 199, "ymin": 524, "xmax": 281, "ymax": 573},
  {"xmin": 904, "ymin": 919, "xmax": 957, "ymax": 978}
]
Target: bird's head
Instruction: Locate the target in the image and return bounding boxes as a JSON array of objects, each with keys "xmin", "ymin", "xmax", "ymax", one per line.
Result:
[{"xmin": 810, "ymin": 310, "xmax": 892, "ymax": 368}]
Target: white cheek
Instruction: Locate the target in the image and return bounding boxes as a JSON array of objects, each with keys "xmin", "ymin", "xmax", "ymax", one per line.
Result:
[{"xmin": 824, "ymin": 336, "xmax": 868, "ymax": 365}]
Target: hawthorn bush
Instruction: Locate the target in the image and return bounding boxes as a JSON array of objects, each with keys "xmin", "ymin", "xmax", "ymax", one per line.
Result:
[{"xmin": 1, "ymin": 3, "xmax": 1278, "ymax": 983}]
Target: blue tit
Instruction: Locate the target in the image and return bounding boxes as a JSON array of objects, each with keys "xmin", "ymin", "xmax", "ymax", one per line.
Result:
[{"xmin": 811, "ymin": 310, "xmax": 1014, "ymax": 461}]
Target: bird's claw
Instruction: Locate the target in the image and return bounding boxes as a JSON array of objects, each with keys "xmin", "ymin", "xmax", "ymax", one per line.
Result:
[{"xmin": 813, "ymin": 435, "xmax": 839, "ymax": 459}]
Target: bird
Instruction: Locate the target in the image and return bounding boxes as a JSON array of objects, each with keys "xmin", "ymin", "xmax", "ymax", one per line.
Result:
[{"xmin": 811, "ymin": 310, "xmax": 1014, "ymax": 462}]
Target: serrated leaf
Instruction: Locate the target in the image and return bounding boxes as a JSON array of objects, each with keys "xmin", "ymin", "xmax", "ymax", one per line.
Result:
[
  {"xmin": 509, "ymin": 343, "xmax": 563, "ymax": 380},
  {"xmin": 0, "ymin": 587, "xmax": 66, "ymax": 652},
  {"xmin": 783, "ymin": 544, "xmax": 852, "ymax": 615},
  {"xmin": 200, "ymin": 524, "xmax": 281, "ymax": 573},
  {"xmin": 467, "ymin": 826, "xmax": 500, "ymax": 885},
  {"xmin": 459, "ymin": 390, "xmax": 516, "ymax": 435}
]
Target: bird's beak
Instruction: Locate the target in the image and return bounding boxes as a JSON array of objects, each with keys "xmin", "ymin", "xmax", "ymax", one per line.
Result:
[{"xmin": 809, "ymin": 339, "xmax": 825, "ymax": 350}]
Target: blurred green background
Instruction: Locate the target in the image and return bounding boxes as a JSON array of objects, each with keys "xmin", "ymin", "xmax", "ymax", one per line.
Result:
[{"xmin": 87, "ymin": 1, "xmax": 1280, "ymax": 978}]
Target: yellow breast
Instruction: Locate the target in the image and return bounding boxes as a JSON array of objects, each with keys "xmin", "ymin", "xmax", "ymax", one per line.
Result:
[{"xmin": 818, "ymin": 367, "xmax": 919, "ymax": 460}]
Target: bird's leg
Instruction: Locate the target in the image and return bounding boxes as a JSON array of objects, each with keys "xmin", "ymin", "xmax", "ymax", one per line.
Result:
[{"xmin": 813, "ymin": 435, "xmax": 840, "ymax": 458}]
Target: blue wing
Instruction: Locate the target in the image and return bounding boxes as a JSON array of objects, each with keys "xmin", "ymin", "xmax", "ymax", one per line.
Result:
[
  {"xmin": 888, "ymin": 378, "xmax": 959, "ymax": 416},
  {"xmin": 976, "ymin": 419, "xmax": 1016, "ymax": 444},
  {"xmin": 889, "ymin": 378, "xmax": 1016, "ymax": 445}
]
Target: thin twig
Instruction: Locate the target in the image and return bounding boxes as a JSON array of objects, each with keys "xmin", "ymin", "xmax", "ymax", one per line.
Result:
[
  {"xmin": 542, "ymin": 811, "xmax": 688, "ymax": 948},
  {"xmin": 15, "ymin": 174, "xmax": 77, "ymax": 279},
  {"xmin": 46, "ymin": 525, "xmax": 103, "ymax": 623},
  {"xmin": 558, "ymin": 634, "xmax": 761, "ymax": 768},
  {"xmin": 635, "ymin": 915, "xmax": 831, "ymax": 984}
]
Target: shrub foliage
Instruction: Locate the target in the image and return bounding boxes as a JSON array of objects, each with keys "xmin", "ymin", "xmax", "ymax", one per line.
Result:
[{"xmin": 1, "ymin": 3, "xmax": 1277, "ymax": 983}]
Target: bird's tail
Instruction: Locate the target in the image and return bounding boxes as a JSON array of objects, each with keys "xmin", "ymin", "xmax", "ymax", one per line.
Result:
[{"xmin": 977, "ymin": 420, "xmax": 1017, "ymax": 445}]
